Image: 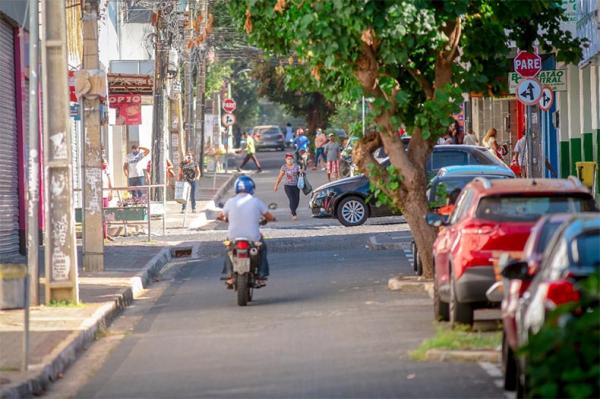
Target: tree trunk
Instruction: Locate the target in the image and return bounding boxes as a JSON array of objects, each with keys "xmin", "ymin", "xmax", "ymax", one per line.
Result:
[{"xmin": 401, "ymin": 186, "xmax": 437, "ymax": 279}]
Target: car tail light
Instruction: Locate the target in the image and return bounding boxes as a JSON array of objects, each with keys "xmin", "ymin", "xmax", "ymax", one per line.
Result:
[
  {"xmin": 255, "ymin": 134, "xmax": 261, "ymax": 139},
  {"xmin": 545, "ymin": 280, "xmax": 580, "ymax": 308},
  {"xmin": 236, "ymin": 241, "xmax": 250, "ymax": 250}
]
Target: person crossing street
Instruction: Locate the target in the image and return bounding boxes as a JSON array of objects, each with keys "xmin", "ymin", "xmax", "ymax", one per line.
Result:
[
  {"xmin": 238, "ymin": 131, "xmax": 262, "ymax": 172},
  {"xmin": 274, "ymin": 153, "xmax": 302, "ymax": 221}
]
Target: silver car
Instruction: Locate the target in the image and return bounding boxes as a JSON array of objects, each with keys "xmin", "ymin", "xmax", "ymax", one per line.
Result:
[{"xmin": 253, "ymin": 125, "xmax": 285, "ymax": 151}]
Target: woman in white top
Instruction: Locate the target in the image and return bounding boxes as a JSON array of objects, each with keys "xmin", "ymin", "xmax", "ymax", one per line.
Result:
[{"xmin": 482, "ymin": 128, "xmax": 500, "ymax": 158}]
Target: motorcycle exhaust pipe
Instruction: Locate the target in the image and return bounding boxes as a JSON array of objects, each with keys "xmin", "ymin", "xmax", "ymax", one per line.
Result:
[{"xmin": 249, "ymin": 248, "xmax": 259, "ymax": 256}]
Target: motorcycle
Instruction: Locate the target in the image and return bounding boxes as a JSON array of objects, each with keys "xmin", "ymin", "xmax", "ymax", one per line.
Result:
[
  {"xmin": 223, "ymin": 238, "xmax": 264, "ymax": 306},
  {"xmin": 296, "ymin": 148, "xmax": 310, "ymax": 170}
]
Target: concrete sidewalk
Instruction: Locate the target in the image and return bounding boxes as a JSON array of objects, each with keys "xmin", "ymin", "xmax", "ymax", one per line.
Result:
[
  {"xmin": 0, "ymin": 241, "xmax": 198, "ymax": 398},
  {"xmin": 0, "ymin": 171, "xmax": 238, "ymax": 399}
]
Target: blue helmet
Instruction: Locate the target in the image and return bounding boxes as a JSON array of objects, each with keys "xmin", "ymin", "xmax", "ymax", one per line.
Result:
[{"xmin": 234, "ymin": 175, "xmax": 256, "ymax": 195}]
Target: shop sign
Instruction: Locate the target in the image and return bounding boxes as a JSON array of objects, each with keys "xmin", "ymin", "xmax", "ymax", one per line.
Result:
[
  {"xmin": 508, "ymin": 70, "xmax": 566, "ymax": 93},
  {"xmin": 108, "ymin": 73, "xmax": 154, "ymax": 95},
  {"xmin": 108, "ymin": 94, "xmax": 142, "ymax": 125}
]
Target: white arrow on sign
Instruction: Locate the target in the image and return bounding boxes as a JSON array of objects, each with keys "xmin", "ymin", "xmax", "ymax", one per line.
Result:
[
  {"xmin": 516, "ymin": 78, "xmax": 542, "ymax": 106},
  {"xmin": 539, "ymin": 87, "xmax": 554, "ymax": 111},
  {"xmin": 222, "ymin": 113, "xmax": 236, "ymax": 127}
]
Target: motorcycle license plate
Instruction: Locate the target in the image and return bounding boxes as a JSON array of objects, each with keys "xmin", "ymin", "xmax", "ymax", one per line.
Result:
[{"xmin": 233, "ymin": 257, "xmax": 251, "ymax": 274}]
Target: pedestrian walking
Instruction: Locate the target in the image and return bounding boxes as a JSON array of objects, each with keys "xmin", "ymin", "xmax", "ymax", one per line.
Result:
[
  {"xmin": 314, "ymin": 129, "xmax": 327, "ymax": 170},
  {"xmin": 324, "ymin": 133, "xmax": 341, "ymax": 181},
  {"xmin": 102, "ymin": 159, "xmax": 114, "ymax": 241},
  {"xmin": 179, "ymin": 152, "xmax": 201, "ymax": 213},
  {"xmin": 238, "ymin": 132, "xmax": 262, "ymax": 172},
  {"xmin": 512, "ymin": 133, "xmax": 529, "ymax": 177},
  {"xmin": 285, "ymin": 122, "xmax": 294, "ymax": 147},
  {"xmin": 274, "ymin": 153, "xmax": 302, "ymax": 221},
  {"xmin": 463, "ymin": 129, "xmax": 479, "ymax": 146},
  {"xmin": 482, "ymin": 128, "xmax": 501, "ymax": 159},
  {"xmin": 123, "ymin": 144, "xmax": 150, "ymax": 199}
]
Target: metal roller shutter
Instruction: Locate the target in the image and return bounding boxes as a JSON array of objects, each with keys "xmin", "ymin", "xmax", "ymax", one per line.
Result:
[{"xmin": 0, "ymin": 18, "xmax": 19, "ymax": 260}]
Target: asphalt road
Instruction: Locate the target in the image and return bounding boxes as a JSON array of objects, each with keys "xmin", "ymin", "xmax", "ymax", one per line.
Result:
[{"xmin": 72, "ymin": 151, "xmax": 506, "ymax": 399}]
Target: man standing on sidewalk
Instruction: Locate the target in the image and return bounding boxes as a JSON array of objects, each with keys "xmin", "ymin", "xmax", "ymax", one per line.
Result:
[
  {"xmin": 123, "ymin": 144, "xmax": 150, "ymax": 199},
  {"xmin": 324, "ymin": 133, "xmax": 341, "ymax": 181},
  {"xmin": 314, "ymin": 129, "xmax": 327, "ymax": 170},
  {"xmin": 238, "ymin": 132, "xmax": 262, "ymax": 172},
  {"xmin": 179, "ymin": 153, "xmax": 201, "ymax": 213}
]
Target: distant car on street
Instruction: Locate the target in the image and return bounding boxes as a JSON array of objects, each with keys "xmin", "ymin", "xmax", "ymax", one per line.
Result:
[
  {"xmin": 310, "ymin": 145, "xmax": 509, "ymax": 227},
  {"xmin": 428, "ymin": 177, "xmax": 597, "ymax": 325},
  {"xmin": 252, "ymin": 125, "xmax": 285, "ymax": 151},
  {"xmin": 501, "ymin": 213, "xmax": 600, "ymax": 395}
]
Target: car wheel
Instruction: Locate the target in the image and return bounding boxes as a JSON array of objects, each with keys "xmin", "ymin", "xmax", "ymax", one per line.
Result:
[
  {"xmin": 450, "ymin": 269, "xmax": 473, "ymax": 326},
  {"xmin": 502, "ymin": 332, "xmax": 517, "ymax": 391},
  {"xmin": 336, "ymin": 196, "xmax": 368, "ymax": 227},
  {"xmin": 279, "ymin": 146, "xmax": 285, "ymax": 151},
  {"xmin": 433, "ymin": 277, "xmax": 450, "ymax": 321}
]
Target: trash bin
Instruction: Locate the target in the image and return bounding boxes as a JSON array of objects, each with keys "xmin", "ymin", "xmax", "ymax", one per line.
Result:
[
  {"xmin": 576, "ymin": 162, "xmax": 598, "ymax": 193},
  {"xmin": 0, "ymin": 263, "xmax": 27, "ymax": 310}
]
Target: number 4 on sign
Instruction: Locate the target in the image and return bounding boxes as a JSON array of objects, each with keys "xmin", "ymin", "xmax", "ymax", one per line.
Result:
[{"xmin": 539, "ymin": 87, "xmax": 554, "ymax": 112}]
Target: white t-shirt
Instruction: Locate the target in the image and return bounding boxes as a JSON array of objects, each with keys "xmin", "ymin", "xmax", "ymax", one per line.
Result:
[
  {"xmin": 127, "ymin": 152, "xmax": 149, "ymax": 178},
  {"xmin": 223, "ymin": 193, "xmax": 268, "ymax": 241}
]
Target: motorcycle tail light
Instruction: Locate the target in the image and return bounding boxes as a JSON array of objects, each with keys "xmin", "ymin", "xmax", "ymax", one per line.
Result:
[
  {"xmin": 545, "ymin": 280, "xmax": 580, "ymax": 308},
  {"xmin": 236, "ymin": 241, "xmax": 250, "ymax": 250}
]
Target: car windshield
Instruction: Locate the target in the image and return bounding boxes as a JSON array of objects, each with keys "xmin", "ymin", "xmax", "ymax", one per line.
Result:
[
  {"xmin": 570, "ymin": 230, "xmax": 600, "ymax": 268},
  {"xmin": 534, "ymin": 221, "xmax": 564, "ymax": 253},
  {"xmin": 431, "ymin": 176, "xmax": 509, "ymax": 203},
  {"xmin": 255, "ymin": 127, "xmax": 279, "ymax": 135},
  {"xmin": 476, "ymin": 195, "xmax": 595, "ymax": 222}
]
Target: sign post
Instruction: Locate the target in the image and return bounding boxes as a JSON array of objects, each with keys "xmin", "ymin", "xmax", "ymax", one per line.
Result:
[{"xmin": 514, "ymin": 50, "xmax": 543, "ymax": 179}]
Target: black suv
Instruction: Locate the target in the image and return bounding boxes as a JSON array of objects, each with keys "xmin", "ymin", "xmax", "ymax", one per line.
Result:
[{"xmin": 309, "ymin": 145, "xmax": 509, "ymax": 226}]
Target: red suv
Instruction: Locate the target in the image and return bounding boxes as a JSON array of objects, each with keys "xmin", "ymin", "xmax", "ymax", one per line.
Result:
[{"xmin": 429, "ymin": 177, "xmax": 597, "ymax": 325}]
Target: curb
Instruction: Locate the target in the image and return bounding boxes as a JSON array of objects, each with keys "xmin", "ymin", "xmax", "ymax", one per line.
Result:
[
  {"xmin": 388, "ymin": 276, "xmax": 434, "ymax": 298},
  {"xmin": 424, "ymin": 348, "xmax": 500, "ymax": 363},
  {"xmin": 0, "ymin": 248, "xmax": 172, "ymax": 399},
  {"xmin": 368, "ymin": 235, "xmax": 405, "ymax": 250}
]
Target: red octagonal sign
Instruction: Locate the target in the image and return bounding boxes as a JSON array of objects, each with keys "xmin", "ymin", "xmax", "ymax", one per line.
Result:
[
  {"xmin": 513, "ymin": 50, "xmax": 542, "ymax": 78},
  {"xmin": 223, "ymin": 98, "xmax": 237, "ymax": 113}
]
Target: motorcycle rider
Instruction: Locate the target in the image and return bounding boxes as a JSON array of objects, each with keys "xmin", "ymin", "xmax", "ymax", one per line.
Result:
[
  {"xmin": 293, "ymin": 128, "xmax": 310, "ymax": 166},
  {"xmin": 217, "ymin": 176, "xmax": 275, "ymax": 288}
]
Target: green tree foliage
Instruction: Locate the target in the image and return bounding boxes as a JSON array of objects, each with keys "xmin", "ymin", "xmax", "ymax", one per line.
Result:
[
  {"xmin": 519, "ymin": 273, "xmax": 600, "ymax": 399},
  {"xmin": 228, "ymin": 0, "xmax": 583, "ymax": 277}
]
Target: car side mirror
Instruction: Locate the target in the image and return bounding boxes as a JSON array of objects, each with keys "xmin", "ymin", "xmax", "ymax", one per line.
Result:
[
  {"xmin": 426, "ymin": 212, "xmax": 447, "ymax": 227},
  {"xmin": 501, "ymin": 260, "xmax": 529, "ymax": 280}
]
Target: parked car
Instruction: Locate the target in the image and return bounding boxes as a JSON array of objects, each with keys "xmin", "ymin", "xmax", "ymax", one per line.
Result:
[
  {"xmin": 252, "ymin": 125, "xmax": 285, "ymax": 151},
  {"xmin": 410, "ymin": 165, "xmax": 516, "ymax": 275},
  {"xmin": 309, "ymin": 145, "xmax": 509, "ymax": 227},
  {"xmin": 501, "ymin": 213, "xmax": 600, "ymax": 396},
  {"xmin": 497, "ymin": 213, "xmax": 577, "ymax": 391},
  {"xmin": 428, "ymin": 177, "xmax": 597, "ymax": 325}
]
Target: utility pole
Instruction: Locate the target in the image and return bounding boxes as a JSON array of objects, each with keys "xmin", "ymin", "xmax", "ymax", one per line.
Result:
[
  {"xmin": 184, "ymin": 3, "xmax": 194, "ymax": 156},
  {"xmin": 193, "ymin": 0, "xmax": 209, "ymax": 176},
  {"xmin": 27, "ymin": 0, "xmax": 40, "ymax": 306},
  {"xmin": 40, "ymin": 0, "xmax": 79, "ymax": 304},
  {"xmin": 151, "ymin": 9, "xmax": 167, "ymax": 200},
  {"xmin": 81, "ymin": 0, "xmax": 104, "ymax": 272}
]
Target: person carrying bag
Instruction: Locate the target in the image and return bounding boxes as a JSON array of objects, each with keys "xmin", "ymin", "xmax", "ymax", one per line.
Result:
[{"xmin": 274, "ymin": 153, "xmax": 302, "ymax": 221}]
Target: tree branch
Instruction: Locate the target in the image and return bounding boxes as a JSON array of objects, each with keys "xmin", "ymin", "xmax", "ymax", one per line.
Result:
[
  {"xmin": 445, "ymin": 17, "xmax": 462, "ymax": 63},
  {"xmin": 406, "ymin": 65, "xmax": 434, "ymax": 99}
]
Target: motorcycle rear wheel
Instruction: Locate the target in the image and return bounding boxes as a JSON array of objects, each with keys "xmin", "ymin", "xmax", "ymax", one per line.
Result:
[{"xmin": 237, "ymin": 274, "xmax": 250, "ymax": 306}]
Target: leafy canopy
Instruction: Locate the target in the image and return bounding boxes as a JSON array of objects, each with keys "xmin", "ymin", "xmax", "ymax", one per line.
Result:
[{"xmin": 229, "ymin": 0, "xmax": 582, "ymax": 143}]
